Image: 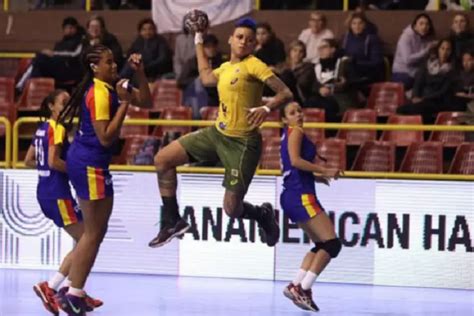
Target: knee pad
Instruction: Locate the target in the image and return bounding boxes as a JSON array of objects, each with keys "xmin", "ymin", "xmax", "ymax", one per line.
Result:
[
  {"xmin": 310, "ymin": 242, "xmax": 324, "ymax": 253},
  {"xmin": 321, "ymin": 238, "xmax": 342, "ymax": 258}
]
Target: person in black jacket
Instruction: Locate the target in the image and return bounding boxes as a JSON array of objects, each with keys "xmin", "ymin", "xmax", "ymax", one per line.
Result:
[
  {"xmin": 397, "ymin": 39, "xmax": 456, "ymax": 124},
  {"xmin": 255, "ymin": 22, "xmax": 286, "ymax": 68},
  {"xmin": 16, "ymin": 17, "xmax": 85, "ymax": 92},
  {"xmin": 449, "ymin": 13, "xmax": 474, "ymax": 62},
  {"xmin": 120, "ymin": 18, "xmax": 173, "ymax": 81}
]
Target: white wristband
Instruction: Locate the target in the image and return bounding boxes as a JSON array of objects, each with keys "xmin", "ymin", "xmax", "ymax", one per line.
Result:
[
  {"xmin": 194, "ymin": 32, "xmax": 204, "ymax": 45},
  {"xmin": 250, "ymin": 106, "xmax": 271, "ymax": 113}
]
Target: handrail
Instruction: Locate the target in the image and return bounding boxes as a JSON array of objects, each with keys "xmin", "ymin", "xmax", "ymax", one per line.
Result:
[
  {"xmin": 0, "ymin": 52, "xmax": 35, "ymax": 59},
  {"xmin": 0, "ymin": 117, "xmax": 11, "ymax": 168},
  {"xmin": 12, "ymin": 117, "xmax": 474, "ymax": 180}
]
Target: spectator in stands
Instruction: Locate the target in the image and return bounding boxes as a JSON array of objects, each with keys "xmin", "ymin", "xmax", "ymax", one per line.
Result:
[
  {"xmin": 178, "ymin": 34, "xmax": 223, "ymax": 119},
  {"xmin": 344, "ymin": 5, "xmax": 378, "ymax": 34},
  {"xmin": 397, "ymin": 39, "xmax": 456, "ymax": 123},
  {"xmin": 392, "ymin": 13, "xmax": 437, "ymax": 90},
  {"xmin": 453, "ymin": 51, "xmax": 474, "ymax": 109},
  {"xmin": 120, "ymin": 18, "xmax": 173, "ymax": 81},
  {"xmin": 298, "ymin": 12, "xmax": 334, "ymax": 63},
  {"xmin": 279, "ymin": 40, "xmax": 315, "ymax": 105},
  {"xmin": 84, "ymin": 15, "xmax": 124, "ymax": 69},
  {"xmin": 450, "ymin": 13, "xmax": 474, "ymax": 61},
  {"xmin": 342, "ymin": 13, "xmax": 384, "ymax": 88},
  {"xmin": 305, "ymin": 39, "xmax": 358, "ymax": 122},
  {"xmin": 16, "ymin": 17, "xmax": 85, "ymax": 92},
  {"xmin": 174, "ymin": 17, "xmax": 195, "ymax": 79},
  {"xmin": 255, "ymin": 22, "xmax": 286, "ymax": 68}
]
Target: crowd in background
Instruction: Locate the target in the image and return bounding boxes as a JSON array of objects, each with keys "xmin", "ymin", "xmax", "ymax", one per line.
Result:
[{"xmin": 16, "ymin": 9, "xmax": 474, "ymax": 124}]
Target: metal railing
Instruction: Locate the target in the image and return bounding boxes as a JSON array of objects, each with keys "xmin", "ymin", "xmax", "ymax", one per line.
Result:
[
  {"xmin": 0, "ymin": 117, "xmax": 11, "ymax": 168},
  {"xmin": 10, "ymin": 117, "xmax": 474, "ymax": 181}
]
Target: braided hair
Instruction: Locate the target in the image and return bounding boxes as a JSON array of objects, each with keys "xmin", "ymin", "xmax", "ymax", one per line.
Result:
[
  {"xmin": 58, "ymin": 44, "xmax": 110, "ymax": 129},
  {"xmin": 40, "ymin": 89, "xmax": 67, "ymax": 122}
]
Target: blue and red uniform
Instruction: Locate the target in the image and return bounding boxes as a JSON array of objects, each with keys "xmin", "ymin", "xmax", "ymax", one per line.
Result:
[
  {"xmin": 67, "ymin": 78, "xmax": 119, "ymax": 200},
  {"xmin": 280, "ymin": 126, "xmax": 325, "ymax": 223},
  {"xmin": 33, "ymin": 119, "xmax": 82, "ymax": 227}
]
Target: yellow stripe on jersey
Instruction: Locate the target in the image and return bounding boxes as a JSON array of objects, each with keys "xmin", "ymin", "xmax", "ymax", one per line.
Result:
[
  {"xmin": 57, "ymin": 199, "xmax": 72, "ymax": 226},
  {"xmin": 213, "ymin": 55, "xmax": 274, "ymax": 137},
  {"xmin": 48, "ymin": 119, "xmax": 66, "ymax": 145},
  {"xmin": 87, "ymin": 166, "xmax": 98, "ymax": 200},
  {"xmin": 301, "ymin": 194, "xmax": 317, "ymax": 218},
  {"xmin": 92, "ymin": 78, "xmax": 112, "ymax": 121}
]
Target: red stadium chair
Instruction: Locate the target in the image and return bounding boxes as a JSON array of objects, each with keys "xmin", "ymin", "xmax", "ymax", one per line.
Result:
[
  {"xmin": 0, "ymin": 59, "xmax": 20, "ymax": 78},
  {"xmin": 336, "ymin": 109, "xmax": 376, "ymax": 145},
  {"xmin": 380, "ymin": 115, "xmax": 423, "ymax": 146},
  {"xmin": 116, "ymin": 135, "xmax": 157, "ymax": 165},
  {"xmin": 429, "ymin": 112, "xmax": 466, "ymax": 147},
  {"xmin": 367, "ymin": 82, "xmax": 405, "ymax": 116},
  {"xmin": 315, "ymin": 138, "xmax": 347, "ymax": 170},
  {"xmin": 352, "ymin": 141, "xmax": 395, "ymax": 172},
  {"xmin": 261, "ymin": 110, "xmax": 280, "ymax": 140},
  {"xmin": 153, "ymin": 106, "xmax": 193, "ymax": 137},
  {"xmin": 449, "ymin": 143, "xmax": 474, "ymax": 175},
  {"xmin": 303, "ymin": 108, "xmax": 325, "ymax": 143},
  {"xmin": 151, "ymin": 79, "xmax": 182, "ymax": 110},
  {"xmin": 200, "ymin": 106, "xmax": 219, "ymax": 120},
  {"xmin": 399, "ymin": 141, "xmax": 443, "ymax": 173},
  {"xmin": 17, "ymin": 78, "xmax": 55, "ymax": 110},
  {"xmin": 120, "ymin": 106, "xmax": 150, "ymax": 138},
  {"xmin": 261, "ymin": 137, "xmax": 281, "ymax": 170}
]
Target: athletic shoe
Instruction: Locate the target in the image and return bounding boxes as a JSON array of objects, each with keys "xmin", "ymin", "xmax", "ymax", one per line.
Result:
[
  {"xmin": 33, "ymin": 281, "xmax": 59, "ymax": 316},
  {"xmin": 290, "ymin": 284, "xmax": 319, "ymax": 312},
  {"xmin": 283, "ymin": 283, "xmax": 296, "ymax": 300},
  {"xmin": 258, "ymin": 203, "xmax": 280, "ymax": 247},
  {"xmin": 85, "ymin": 293, "xmax": 103, "ymax": 311},
  {"xmin": 57, "ymin": 287, "xmax": 103, "ymax": 312},
  {"xmin": 56, "ymin": 291, "xmax": 87, "ymax": 316},
  {"xmin": 148, "ymin": 219, "xmax": 190, "ymax": 248}
]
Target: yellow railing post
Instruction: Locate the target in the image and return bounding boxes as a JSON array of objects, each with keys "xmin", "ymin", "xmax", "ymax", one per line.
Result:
[
  {"xmin": 0, "ymin": 117, "xmax": 11, "ymax": 168},
  {"xmin": 343, "ymin": 0, "xmax": 349, "ymax": 11},
  {"xmin": 435, "ymin": 0, "xmax": 441, "ymax": 10},
  {"xmin": 12, "ymin": 117, "xmax": 41, "ymax": 168},
  {"xmin": 85, "ymin": 0, "xmax": 91, "ymax": 11},
  {"xmin": 255, "ymin": 0, "xmax": 261, "ymax": 10},
  {"xmin": 3, "ymin": 0, "xmax": 9, "ymax": 12}
]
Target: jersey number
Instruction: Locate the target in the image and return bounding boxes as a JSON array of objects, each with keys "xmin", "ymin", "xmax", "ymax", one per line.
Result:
[{"xmin": 35, "ymin": 138, "xmax": 45, "ymax": 167}]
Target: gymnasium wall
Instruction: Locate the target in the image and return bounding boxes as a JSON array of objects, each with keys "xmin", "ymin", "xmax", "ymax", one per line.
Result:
[
  {"xmin": 1, "ymin": 11, "xmax": 473, "ymax": 54},
  {"xmin": 1, "ymin": 170, "xmax": 472, "ymax": 290}
]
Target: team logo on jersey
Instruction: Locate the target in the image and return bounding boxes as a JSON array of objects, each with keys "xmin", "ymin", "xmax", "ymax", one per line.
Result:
[
  {"xmin": 218, "ymin": 122, "xmax": 227, "ymax": 130},
  {"xmin": 230, "ymin": 78, "xmax": 239, "ymax": 85},
  {"xmin": 235, "ymin": 68, "xmax": 240, "ymax": 73},
  {"xmin": 231, "ymin": 169, "xmax": 239, "ymax": 177},
  {"xmin": 230, "ymin": 179, "xmax": 239, "ymax": 186}
]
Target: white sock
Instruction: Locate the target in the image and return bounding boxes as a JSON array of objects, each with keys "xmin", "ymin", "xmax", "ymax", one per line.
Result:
[
  {"xmin": 67, "ymin": 286, "xmax": 85, "ymax": 297},
  {"xmin": 301, "ymin": 271, "xmax": 318, "ymax": 290},
  {"xmin": 64, "ymin": 278, "xmax": 72, "ymax": 287},
  {"xmin": 292, "ymin": 269, "xmax": 307, "ymax": 286},
  {"xmin": 47, "ymin": 272, "xmax": 66, "ymax": 291}
]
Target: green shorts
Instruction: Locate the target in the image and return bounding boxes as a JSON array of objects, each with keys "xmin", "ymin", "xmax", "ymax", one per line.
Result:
[{"xmin": 178, "ymin": 126, "xmax": 262, "ymax": 195}]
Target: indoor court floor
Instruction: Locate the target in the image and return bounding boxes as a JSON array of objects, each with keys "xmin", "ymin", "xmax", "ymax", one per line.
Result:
[{"xmin": 1, "ymin": 269, "xmax": 473, "ymax": 316}]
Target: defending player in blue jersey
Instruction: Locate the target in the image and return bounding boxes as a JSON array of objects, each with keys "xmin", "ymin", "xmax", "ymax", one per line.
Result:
[
  {"xmin": 25, "ymin": 90, "xmax": 103, "ymax": 315},
  {"xmin": 54, "ymin": 45, "xmax": 152, "ymax": 315},
  {"xmin": 279, "ymin": 102, "xmax": 343, "ymax": 312}
]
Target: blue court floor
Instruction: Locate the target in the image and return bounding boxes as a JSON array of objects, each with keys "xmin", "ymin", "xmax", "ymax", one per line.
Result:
[{"xmin": 1, "ymin": 269, "xmax": 473, "ymax": 316}]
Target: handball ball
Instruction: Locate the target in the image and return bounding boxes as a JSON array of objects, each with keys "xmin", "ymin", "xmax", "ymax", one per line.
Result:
[{"xmin": 183, "ymin": 9, "xmax": 209, "ymax": 33}]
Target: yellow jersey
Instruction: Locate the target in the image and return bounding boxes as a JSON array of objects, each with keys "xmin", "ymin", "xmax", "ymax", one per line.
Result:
[{"xmin": 213, "ymin": 55, "xmax": 274, "ymax": 137}]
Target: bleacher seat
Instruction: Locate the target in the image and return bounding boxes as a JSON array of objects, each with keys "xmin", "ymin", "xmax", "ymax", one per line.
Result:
[
  {"xmin": 337, "ymin": 109, "xmax": 376, "ymax": 145},
  {"xmin": 399, "ymin": 141, "xmax": 443, "ymax": 173},
  {"xmin": 151, "ymin": 79, "xmax": 182, "ymax": 110},
  {"xmin": 367, "ymin": 82, "xmax": 405, "ymax": 116},
  {"xmin": 17, "ymin": 78, "xmax": 55, "ymax": 110},
  {"xmin": 316, "ymin": 138, "xmax": 347, "ymax": 170},
  {"xmin": 449, "ymin": 143, "xmax": 474, "ymax": 174},
  {"xmin": 153, "ymin": 106, "xmax": 192, "ymax": 137},
  {"xmin": 380, "ymin": 115, "xmax": 423, "ymax": 146},
  {"xmin": 303, "ymin": 108, "xmax": 325, "ymax": 143},
  {"xmin": 261, "ymin": 110, "xmax": 280, "ymax": 140},
  {"xmin": 429, "ymin": 112, "xmax": 466, "ymax": 147},
  {"xmin": 260, "ymin": 136, "xmax": 281, "ymax": 170},
  {"xmin": 120, "ymin": 106, "xmax": 150, "ymax": 138},
  {"xmin": 352, "ymin": 141, "xmax": 395, "ymax": 172}
]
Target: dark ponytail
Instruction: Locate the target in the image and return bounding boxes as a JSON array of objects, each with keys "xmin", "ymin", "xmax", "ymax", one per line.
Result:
[
  {"xmin": 59, "ymin": 44, "xmax": 110, "ymax": 130},
  {"xmin": 40, "ymin": 89, "xmax": 66, "ymax": 122}
]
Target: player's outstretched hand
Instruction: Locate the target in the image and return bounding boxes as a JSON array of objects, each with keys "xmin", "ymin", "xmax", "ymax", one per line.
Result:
[
  {"xmin": 116, "ymin": 79, "xmax": 133, "ymax": 103},
  {"xmin": 127, "ymin": 53, "xmax": 144, "ymax": 72}
]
